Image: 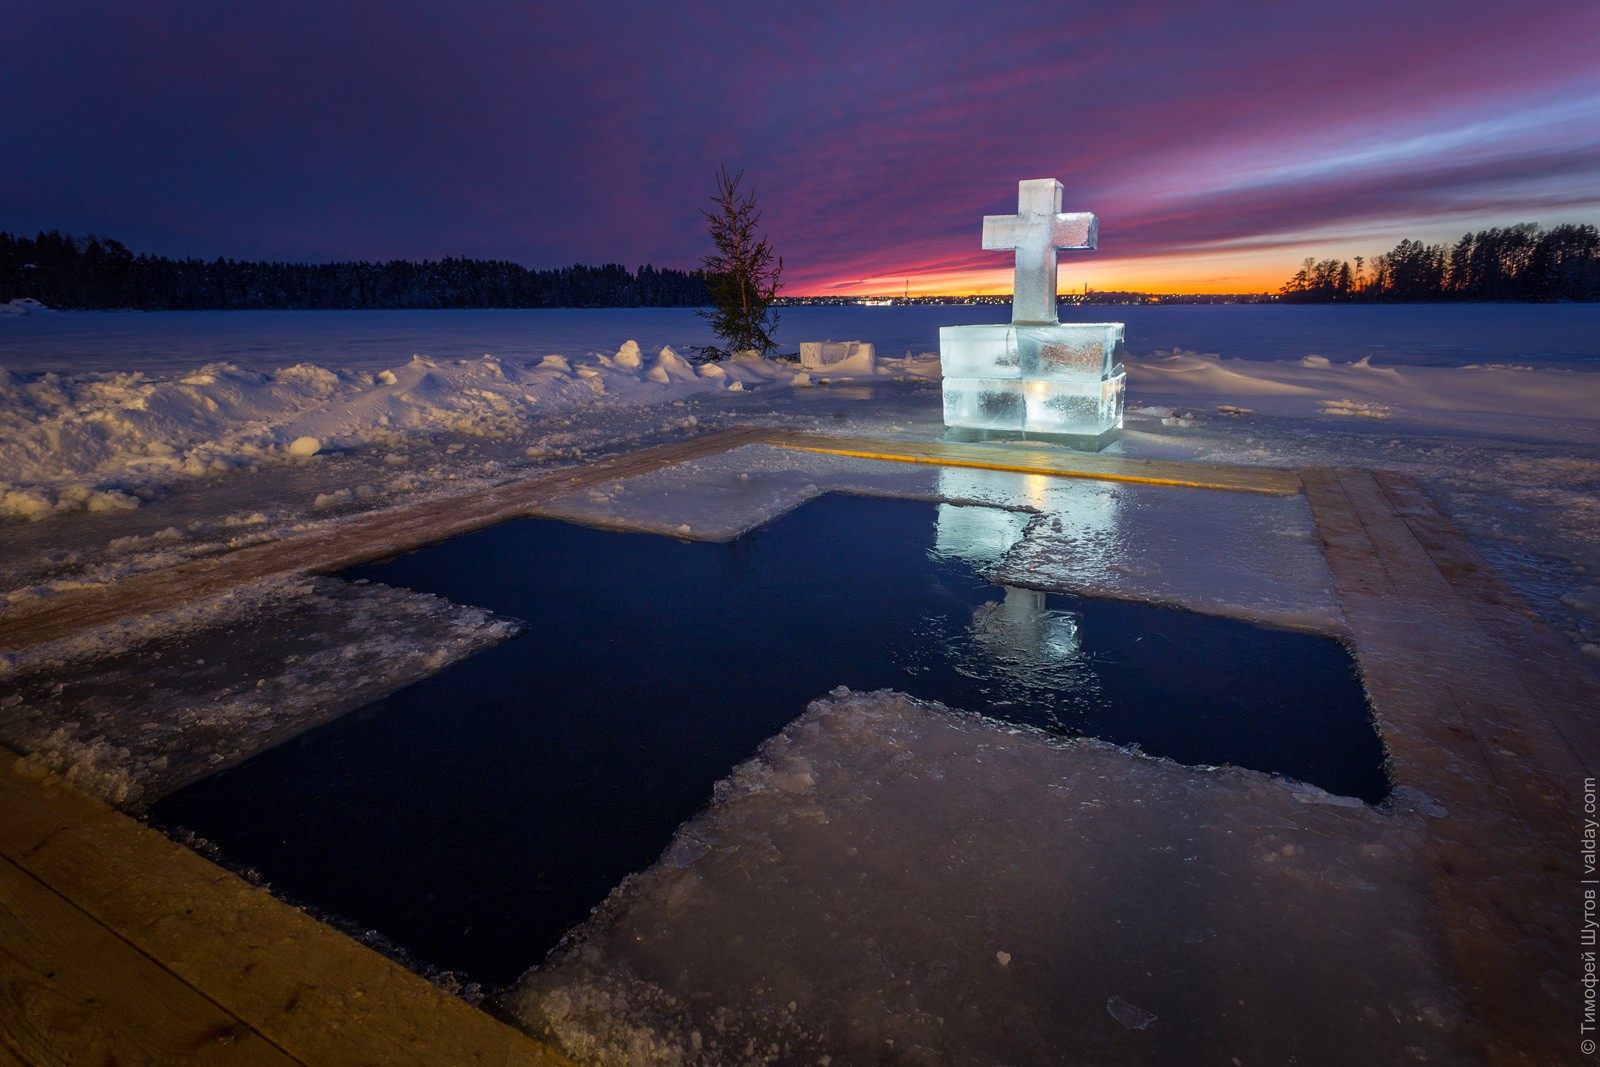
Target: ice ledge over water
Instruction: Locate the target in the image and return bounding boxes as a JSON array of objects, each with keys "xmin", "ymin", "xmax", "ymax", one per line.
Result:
[
  {"xmin": 509, "ymin": 688, "xmax": 1468, "ymax": 1066},
  {"xmin": 0, "ymin": 576, "xmax": 522, "ymax": 810}
]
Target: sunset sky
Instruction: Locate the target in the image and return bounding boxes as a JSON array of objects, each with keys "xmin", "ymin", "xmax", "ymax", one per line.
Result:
[{"xmin": 4, "ymin": 1, "xmax": 1598, "ymax": 295}]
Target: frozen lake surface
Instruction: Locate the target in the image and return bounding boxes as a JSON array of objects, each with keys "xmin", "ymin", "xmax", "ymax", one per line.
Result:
[
  {"xmin": 0, "ymin": 301, "xmax": 1592, "ymax": 1063},
  {"xmin": 3, "ymin": 303, "xmax": 1599, "ymax": 374}
]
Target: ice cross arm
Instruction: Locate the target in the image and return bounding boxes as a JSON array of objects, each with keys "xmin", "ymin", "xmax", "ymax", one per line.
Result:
[{"xmin": 982, "ymin": 178, "xmax": 1098, "ymax": 324}]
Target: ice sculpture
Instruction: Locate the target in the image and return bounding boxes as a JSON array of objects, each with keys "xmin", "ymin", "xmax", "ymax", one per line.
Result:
[{"xmin": 942, "ymin": 179, "xmax": 1126, "ymax": 450}]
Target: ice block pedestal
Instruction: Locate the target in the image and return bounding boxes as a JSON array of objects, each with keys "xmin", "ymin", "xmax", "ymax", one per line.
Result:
[
  {"xmin": 940, "ymin": 179, "xmax": 1126, "ymax": 451},
  {"xmin": 941, "ymin": 321, "xmax": 1126, "ymax": 450}
]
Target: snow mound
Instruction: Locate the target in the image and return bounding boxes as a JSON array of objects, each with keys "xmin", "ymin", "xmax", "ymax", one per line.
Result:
[
  {"xmin": 0, "ymin": 344, "xmax": 808, "ymax": 522},
  {"xmin": 1, "ymin": 298, "xmax": 54, "ymax": 316},
  {"xmin": 1128, "ymin": 348, "xmax": 1600, "ymax": 422}
]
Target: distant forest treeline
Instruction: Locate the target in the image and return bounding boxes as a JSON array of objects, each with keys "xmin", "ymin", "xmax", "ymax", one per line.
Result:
[
  {"xmin": 1279, "ymin": 222, "xmax": 1600, "ymax": 302},
  {"xmin": 0, "ymin": 231, "xmax": 711, "ymax": 310}
]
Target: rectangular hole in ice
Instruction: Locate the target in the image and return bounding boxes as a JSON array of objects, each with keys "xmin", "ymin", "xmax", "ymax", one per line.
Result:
[{"xmin": 149, "ymin": 493, "xmax": 1384, "ymax": 989}]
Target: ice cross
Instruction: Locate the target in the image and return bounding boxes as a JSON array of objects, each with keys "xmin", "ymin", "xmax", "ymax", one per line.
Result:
[{"xmin": 982, "ymin": 179, "xmax": 1098, "ymax": 325}]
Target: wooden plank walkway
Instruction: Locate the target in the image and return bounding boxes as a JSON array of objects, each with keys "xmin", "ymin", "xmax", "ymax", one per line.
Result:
[
  {"xmin": 1303, "ymin": 468, "xmax": 1597, "ymax": 1067},
  {"xmin": 0, "ymin": 754, "xmax": 572, "ymax": 1066}
]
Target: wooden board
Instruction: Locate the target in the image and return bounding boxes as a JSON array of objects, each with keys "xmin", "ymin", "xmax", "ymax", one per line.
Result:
[
  {"xmin": 765, "ymin": 430, "xmax": 1305, "ymax": 495},
  {"xmin": 1371, "ymin": 468, "xmax": 1600, "ymax": 770},
  {"xmin": 0, "ymin": 854, "xmax": 296, "ymax": 1066},
  {"xmin": 0, "ymin": 755, "xmax": 573, "ymax": 1067},
  {"xmin": 1303, "ymin": 468, "xmax": 1587, "ymax": 1067}
]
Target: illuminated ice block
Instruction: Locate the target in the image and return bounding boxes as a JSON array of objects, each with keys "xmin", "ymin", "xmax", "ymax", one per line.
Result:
[
  {"xmin": 1017, "ymin": 323, "xmax": 1124, "ymax": 381},
  {"xmin": 1023, "ymin": 376, "xmax": 1126, "ymax": 435},
  {"xmin": 941, "ymin": 178, "xmax": 1124, "ymax": 451},
  {"xmin": 942, "ymin": 378, "xmax": 1025, "ymax": 431},
  {"xmin": 938, "ymin": 325, "xmax": 1019, "ymax": 379}
]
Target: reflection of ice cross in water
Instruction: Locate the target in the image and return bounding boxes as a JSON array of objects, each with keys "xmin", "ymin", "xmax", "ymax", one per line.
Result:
[{"xmin": 982, "ymin": 179, "xmax": 1098, "ymax": 325}]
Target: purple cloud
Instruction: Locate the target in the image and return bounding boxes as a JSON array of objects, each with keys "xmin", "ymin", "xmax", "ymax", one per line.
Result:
[{"xmin": 3, "ymin": 0, "xmax": 1596, "ymax": 291}]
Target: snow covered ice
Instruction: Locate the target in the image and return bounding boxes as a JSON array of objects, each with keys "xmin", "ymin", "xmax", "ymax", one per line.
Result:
[
  {"xmin": 510, "ymin": 689, "xmax": 1470, "ymax": 1066},
  {"xmin": 0, "ymin": 575, "xmax": 520, "ymax": 810}
]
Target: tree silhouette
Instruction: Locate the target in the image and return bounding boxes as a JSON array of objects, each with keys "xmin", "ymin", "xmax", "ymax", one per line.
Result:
[
  {"xmin": 1278, "ymin": 222, "xmax": 1599, "ymax": 302},
  {"xmin": 697, "ymin": 166, "xmax": 783, "ymax": 357}
]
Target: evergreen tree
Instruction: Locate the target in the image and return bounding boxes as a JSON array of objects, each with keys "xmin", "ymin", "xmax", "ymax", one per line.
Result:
[
  {"xmin": 697, "ymin": 166, "xmax": 783, "ymax": 357},
  {"xmin": 1277, "ymin": 222, "xmax": 1600, "ymax": 303}
]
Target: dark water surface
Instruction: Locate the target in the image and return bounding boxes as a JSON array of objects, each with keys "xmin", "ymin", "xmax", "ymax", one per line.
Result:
[{"xmin": 152, "ymin": 494, "xmax": 1382, "ymax": 987}]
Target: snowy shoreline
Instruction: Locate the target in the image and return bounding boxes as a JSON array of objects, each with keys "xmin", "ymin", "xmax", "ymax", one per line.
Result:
[{"xmin": 2, "ymin": 327, "xmax": 1596, "ymax": 657}]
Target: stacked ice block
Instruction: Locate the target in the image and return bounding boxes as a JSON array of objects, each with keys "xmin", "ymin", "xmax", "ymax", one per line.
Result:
[
  {"xmin": 941, "ymin": 322, "xmax": 1126, "ymax": 449},
  {"xmin": 941, "ymin": 178, "xmax": 1126, "ymax": 451}
]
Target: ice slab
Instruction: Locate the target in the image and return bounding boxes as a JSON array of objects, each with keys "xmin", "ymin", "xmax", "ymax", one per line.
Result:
[
  {"xmin": 0, "ymin": 576, "xmax": 521, "ymax": 810},
  {"xmin": 510, "ymin": 689, "xmax": 1467, "ymax": 1066},
  {"xmin": 941, "ymin": 378, "xmax": 1026, "ymax": 431},
  {"xmin": 941, "ymin": 323, "xmax": 1125, "ymax": 383},
  {"xmin": 1019, "ymin": 322, "xmax": 1124, "ymax": 381},
  {"xmin": 527, "ymin": 446, "xmax": 1344, "ymax": 635},
  {"xmin": 1022, "ymin": 376, "xmax": 1126, "ymax": 436},
  {"xmin": 798, "ymin": 340, "xmax": 876, "ymax": 376},
  {"xmin": 941, "ymin": 324, "xmax": 1126, "ymax": 443},
  {"xmin": 938, "ymin": 324, "xmax": 1019, "ymax": 379}
]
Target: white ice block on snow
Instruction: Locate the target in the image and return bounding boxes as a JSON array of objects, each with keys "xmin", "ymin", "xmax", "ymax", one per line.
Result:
[{"xmin": 799, "ymin": 340, "xmax": 876, "ymax": 375}]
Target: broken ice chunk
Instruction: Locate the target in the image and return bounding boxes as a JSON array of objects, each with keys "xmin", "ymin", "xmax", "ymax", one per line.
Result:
[{"xmin": 1106, "ymin": 995, "xmax": 1157, "ymax": 1030}]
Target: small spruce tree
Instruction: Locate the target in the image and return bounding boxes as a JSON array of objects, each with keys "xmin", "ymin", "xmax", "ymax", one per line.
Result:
[{"xmin": 697, "ymin": 166, "xmax": 783, "ymax": 358}]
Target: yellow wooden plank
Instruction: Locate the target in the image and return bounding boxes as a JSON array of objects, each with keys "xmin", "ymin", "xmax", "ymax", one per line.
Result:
[
  {"xmin": 0, "ymin": 854, "xmax": 300, "ymax": 1067},
  {"xmin": 0, "ymin": 756, "xmax": 573, "ymax": 1067},
  {"xmin": 1303, "ymin": 468, "xmax": 1570, "ymax": 1067},
  {"xmin": 765, "ymin": 430, "xmax": 1303, "ymax": 494}
]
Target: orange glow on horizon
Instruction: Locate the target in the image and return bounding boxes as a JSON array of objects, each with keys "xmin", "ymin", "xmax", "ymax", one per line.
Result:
[
  {"xmin": 795, "ymin": 255, "xmax": 1297, "ymax": 297},
  {"xmin": 785, "ymin": 236, "xmax": 1415, "ymax": 297}
]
